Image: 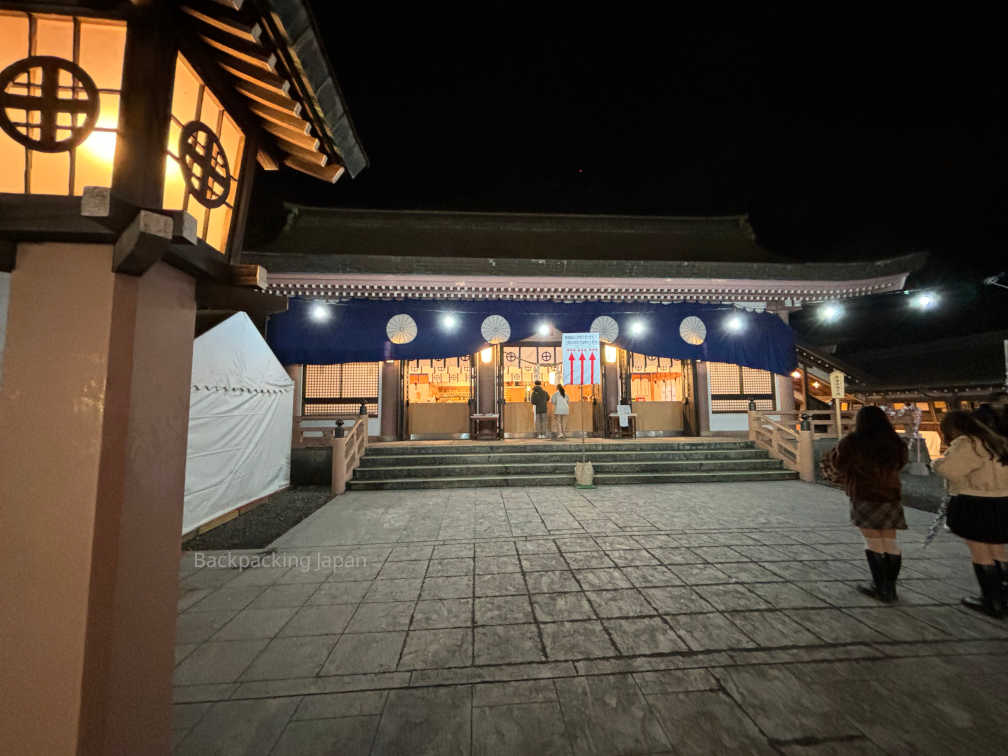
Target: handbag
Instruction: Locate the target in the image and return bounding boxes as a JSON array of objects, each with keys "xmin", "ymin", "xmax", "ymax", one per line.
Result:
[{"xmin": 819, "ymin": 446, "xmax": 843, "ymax": 486}]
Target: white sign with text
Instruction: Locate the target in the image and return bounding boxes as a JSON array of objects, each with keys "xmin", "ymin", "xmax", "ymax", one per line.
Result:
[{"xmin": 561, "ymin": 332, "xmax": 601, "ymax": 386}]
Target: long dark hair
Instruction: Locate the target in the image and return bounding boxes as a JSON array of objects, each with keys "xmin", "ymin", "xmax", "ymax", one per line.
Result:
[
  {"xmin": 973, "ymin": 403, "xmax": 1008, "ymax": 438},
  {"xmin": 972, "ymin": 404, "xmax": 1002, "ymax": 434},
  {"xmin": 556, "ymin": 384, "xmax": 566, "ymax": 398},
  {"xmin": 848, "ymin": 405, "xmax": 905, "ymax": 468},
  {"xmin": 942, "ymin": 410, "xmax": 1008, "ymax": 465}
]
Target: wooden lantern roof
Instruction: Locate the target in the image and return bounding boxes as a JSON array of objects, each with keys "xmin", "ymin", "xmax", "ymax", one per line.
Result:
[{"xmin": 179, "ymin": 0, "xmax": 367, "ymax": 183}]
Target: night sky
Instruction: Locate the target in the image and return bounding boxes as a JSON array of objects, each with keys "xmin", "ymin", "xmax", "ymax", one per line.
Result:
[{"xmin": 250, "ymin": 5, "xmax": 1008, "ymax": 351}]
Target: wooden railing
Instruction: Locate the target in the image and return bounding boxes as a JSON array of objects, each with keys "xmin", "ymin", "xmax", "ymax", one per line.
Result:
[
  {"xmin": 292, "ymin": 413, "xmax": 369, "ymax": 495},
  {"xmin": 332, "ymin": 415, "xmax": 368, "ymax": 495},
  {"xmin": 747, "ymin": 409, "xmax": 856, "ymax": 483},
  {"xmin": 293, "ymin": 413, "xmax": 357, "ymax": 448}
]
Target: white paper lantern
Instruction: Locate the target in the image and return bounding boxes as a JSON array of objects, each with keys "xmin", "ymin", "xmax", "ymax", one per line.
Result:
[
  {"xmin": 590, "ymin": 315, "xmax": 619, "ymax": 343},
  {"xmin": 386, "ymin": 314, "xmax": 418, "ymax": 344},
  {"xmin": 679, "ymin": 316, "xmax": 707, "ymax": 345},
  {"xmin": 481, "ymin": 314, "xmax": 511, "ymax": 344}
]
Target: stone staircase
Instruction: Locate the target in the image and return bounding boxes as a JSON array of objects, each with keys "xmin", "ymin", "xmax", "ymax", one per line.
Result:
[{"xmin": 347, "ymin": 440, "xmax": 798, "ymax": 490}]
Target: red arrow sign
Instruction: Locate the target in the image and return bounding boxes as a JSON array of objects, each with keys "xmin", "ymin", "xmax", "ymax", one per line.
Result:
[
  {"xmin": 568, "ymin": 353, "xmax": 575, "ymax": 384},
  {"xmin": 579, "ymin": 352, "xmax": 585, "ymax": 385},
  {"xmin": 589, "ymin": 352, "xmax": 596, "ymax": 384}
]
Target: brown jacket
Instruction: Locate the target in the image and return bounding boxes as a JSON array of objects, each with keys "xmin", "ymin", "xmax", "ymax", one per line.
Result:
[{"xmin": 826, "ymin": 434, "xmax": 908, "ymax": 503}]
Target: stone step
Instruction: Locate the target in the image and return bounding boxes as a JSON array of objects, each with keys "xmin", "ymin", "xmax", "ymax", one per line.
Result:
[
  {"xmin": 347, "ymin": 469, "xmax": 798, "ymax": 491},
  {"xmin": 352, "ymin": 458, "xmax": 784, "ymax": 481},
  {"xmin": 357, "ymin": 448, "xmax": 772, "ymax": 468},
  {"xmin": 364, "ymin": 440, "xmax": 756, "ymax": 456}
]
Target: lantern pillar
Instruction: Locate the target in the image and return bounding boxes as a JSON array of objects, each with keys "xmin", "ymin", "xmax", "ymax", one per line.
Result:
[
  {"xmin": 0, "ymin": 244, "xmax": 195, "ymax": 755},
  {"xmin": 0, "ymin": 7, "xmax": 188, "ymax": 754}
]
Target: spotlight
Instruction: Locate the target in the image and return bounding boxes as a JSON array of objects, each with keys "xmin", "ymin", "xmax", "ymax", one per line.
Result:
[
  {"xmin": 725, "ymin": 314, "xmax": 745, "ymax": 333},
  {"xmin": 911, "ymin": 292, "xmax": 939, "ymax": 310},
  {"xmin": 441, "ymin": 313, "xmax": 459, "ymax": 330},
  {"xmin": 819, "ymin": 303, "xmax": 843, "ymax": 323},
  {"xmin": 480, "ymin": 348, "xmax": 493, "ymax": 364},
  {"xmin": 629, "ymin": 320, "xmax": 645, "ymax": 336},
  {"xmin": 537, "ymin": 322, "xmax": 551, "ymax": 336},
  {"xmin": 791, "ymin": 370, "xmax": 802, "ymax": 379},
  {"xmin": 309, "ymin": 302, "xmax": 330, "ymax": 322},
  {"xmin": 812, "ymin": 381, "xmax": 821, "ymax": 388}
]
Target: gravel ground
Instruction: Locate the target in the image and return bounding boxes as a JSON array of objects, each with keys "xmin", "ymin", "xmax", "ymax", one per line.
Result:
[{"xmin": 181, "ymin": 487, "xmax": 332, "ymax": 551}]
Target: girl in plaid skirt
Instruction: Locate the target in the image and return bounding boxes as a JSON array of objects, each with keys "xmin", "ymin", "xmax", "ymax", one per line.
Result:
[{"xmin": 822, "ymin": 405, "xmax": 908, "ymax": 602}]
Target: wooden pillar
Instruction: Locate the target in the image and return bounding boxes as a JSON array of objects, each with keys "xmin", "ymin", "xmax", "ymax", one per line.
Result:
[
  {"xmin": 797, "ymin": 428, "xmax": 815, "ymax": 482},
  {"xmin": 477, "ymin": 354, "xmax": 496, "ymax": 414},
  {"xmin": 776, "ymin": 309, "xmax": 796, "ymax": 414},
  {"xmin": 380, "ymin": 360, "xmax": 399, "ymax": 440},
  {"xmin": 285, "ymin": 364, "xmax": 303, "ymax": 418},
  {"xmin": 694, "ymin": 360, "xmax": 712, "ymax": 435},
  {"xmin": 111, "ymin": 5, "xmax": 177, "ymax": 209},
  {"xmin": 0, "ymin": 244, "xmax": 196, "ymax": 754}
]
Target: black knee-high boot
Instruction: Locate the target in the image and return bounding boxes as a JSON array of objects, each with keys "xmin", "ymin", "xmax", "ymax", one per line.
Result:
[
  {"xmin": 962, "ymin": 563, "xmax": 1005, "ymax": 619},
  {"xmin": 997, "ymin": 561, "xmax": 1008, "ymax": 603},
  {"xmin": 884, "ymin": 553, "xmax": 901, "ymax": 602},
  {"xmin": 857, "ymin": 550, "xmax": 892, "ymax": 602}
]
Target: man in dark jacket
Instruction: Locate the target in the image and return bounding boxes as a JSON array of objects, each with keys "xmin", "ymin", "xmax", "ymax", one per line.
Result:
[{"xmin": 530, "ymin": 381, "xmax": 550, "ymax": 439}]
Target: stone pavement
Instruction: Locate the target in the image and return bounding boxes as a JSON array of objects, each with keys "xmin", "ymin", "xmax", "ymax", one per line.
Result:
[{"xmin": 173, "ymin": 480, "xmax": 1008, "ymax": 754}]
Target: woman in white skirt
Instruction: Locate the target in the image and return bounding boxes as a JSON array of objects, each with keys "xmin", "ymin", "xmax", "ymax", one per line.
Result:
[{"xmin": 551, "ymin": 385, "xmax": 570, "ymax": 439}]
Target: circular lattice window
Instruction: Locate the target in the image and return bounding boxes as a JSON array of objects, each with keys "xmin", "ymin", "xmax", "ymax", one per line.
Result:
[
  {"xmin": 679, "ymin": 316, "xmax": 707, "ymax": 345},
  {"xmin": 0, "ymin": 56, "xmax": 100, "ymax": 152},
  {"xmin": 179, "ymin": 121, "xmax": 232, "ymax": 209},
  {"xmin": 386, "ymin": 314, "xmax": 418, "ymax": 344},
  {"xmin": 481, "ymin": 315, "xmax": 511, "ymax": 344},
  {"xmin": 590, "ymin": 316, "xmax": 619, "ymax": 343}
]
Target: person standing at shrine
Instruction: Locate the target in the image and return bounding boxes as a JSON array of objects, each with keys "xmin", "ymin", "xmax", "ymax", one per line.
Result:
[
  {"xmin": 933, "ymin": 410, "xmax": 1008, "ymax": 618},
  {"xmin": 530, "ymin": 380, "xmax": 550, "ymax": 439},
  {"xmin": 822, "ymin": 405, "xmax": 908, "ymax": 602},
  {"xmin": 551, "ymin": 384, "xmax": 570, "ymax": 439}
]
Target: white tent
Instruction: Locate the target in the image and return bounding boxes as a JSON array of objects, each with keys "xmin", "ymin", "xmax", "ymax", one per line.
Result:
[{"xmin": 183, "ymin": 312, "xmax": 293, "ymax": 535}]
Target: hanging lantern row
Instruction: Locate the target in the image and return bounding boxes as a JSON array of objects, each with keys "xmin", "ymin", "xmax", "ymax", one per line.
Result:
[{"xmin": 381, "ymin": 313, "xmax": 713, "ymax": 346}]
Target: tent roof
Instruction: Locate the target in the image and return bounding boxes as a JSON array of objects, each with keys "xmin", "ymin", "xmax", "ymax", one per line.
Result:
[{"xmin": 191, "ymin": 312, "xmax": 293, "ymax": 394}]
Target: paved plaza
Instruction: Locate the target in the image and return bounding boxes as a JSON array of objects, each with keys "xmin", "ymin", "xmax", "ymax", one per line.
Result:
[{"xmin": 173, "ymin": 480, "xmax": 1008, "ymax": 754}]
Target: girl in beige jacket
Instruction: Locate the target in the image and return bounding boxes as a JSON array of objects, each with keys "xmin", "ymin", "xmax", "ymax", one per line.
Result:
[{"xmin": 932, "ymin": 411, "xmax": 1008, "ymax": 618}]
